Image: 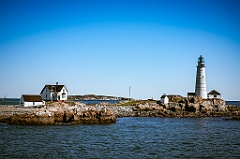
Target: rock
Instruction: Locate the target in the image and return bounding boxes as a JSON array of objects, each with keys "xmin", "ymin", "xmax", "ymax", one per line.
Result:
[
  {"xmin": 0, "ymin": 103, "xmax": 116, "ymax": 125},
  {"xmin": 227, "ymin": 105, "xmax": 239, "ymax": 112},
  {"xmin": 109, "ymin": 106, "xmax": 134, "ymax": 117},
  {"xmin": 130, "ymin": 102, "xmax": 165, "ymax": 117},
  {"xmin": 179, "ymin": 103, "xmax": 186, "ymax": 110},
  {"xmin": 201, "ymin": 100, "xmax": 212, "ymax": 106},
  {"xmin": 212, "ymin": 98, "xmax": 226, "ymax": 105},
  {"xmin": 168, "ymin": 102, "xmax": 181, "ymax": 112},
  {"xmin": 185, "ymin": 103, "xmax": 199, "ymax": 112},
  {"xmin": 224, "ymin": 116, "xmax": 240, "ymax": 120},
  {"xmin": 218, "ymin": 105, "xmax": 227, "ymax": 112},
  {"xmin": 7, "ymin": 113, "xmax": 55, "ymax": 125},
  {"xmin": 168, "ymin": 95, "xmax": 185, "ymax": 103},
  {"xmin": 0, "ymin": 99, "xmax": 239, "ymax": 124},
  {"xmin": 189, "ymin": 96, "xmax": 203, "ymax": 104},
  {"xmin": 200, "ymin": 104, "xmax": 213, "ymax": 113},
  {"xmin": 54, "ymin": 111, "xmax": 64, "ymax": 123},
  {"xmin": 76, "ymin": 108, "xmax": 116, "ymax": 124}
]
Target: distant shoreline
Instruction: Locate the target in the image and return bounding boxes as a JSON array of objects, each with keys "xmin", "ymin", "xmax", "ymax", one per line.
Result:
[{"xmin": 1, "ymin": 98, "xmax": 240, "ymax": 107}]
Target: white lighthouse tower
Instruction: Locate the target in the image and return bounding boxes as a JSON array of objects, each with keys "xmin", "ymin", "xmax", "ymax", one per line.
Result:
[{"xmin": 195, "ymin": 55, "xmax": 207, "ymax": 98}]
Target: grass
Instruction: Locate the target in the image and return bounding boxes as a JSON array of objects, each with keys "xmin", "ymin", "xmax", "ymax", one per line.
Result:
[{"xmin": 116, "ymin": 99, "xmax": 159, "ymax": 106}]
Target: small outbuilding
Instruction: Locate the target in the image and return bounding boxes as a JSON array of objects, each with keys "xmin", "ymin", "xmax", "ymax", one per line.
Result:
[
  {"xmin": 208, "ymin": 90, "xmax": 221, "ymax": 99},
  {"xmin": 187, "ymin": 92, "xmax": 196, "ymax": 98},
  {"xmin": 20, "ymin": 95, "xmax": 45, "ymax": 107},
  {"xmin": 161, "ymin": 93, "xmax": 169, "ymax": 105}
]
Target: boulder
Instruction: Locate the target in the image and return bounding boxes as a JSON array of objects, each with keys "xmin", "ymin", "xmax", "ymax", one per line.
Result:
[
  {"xmin": 74, "ymin": 108, "xmax": 116, "ymax": 124},
  {"xmin": 188, "ymin": 96, "xmax": 202, "ymax": 104},
  {"xmin": 224, "ymin": 116, "xmax": 240, "ymax": 120},
  {"xmin": 185, "ymin": 103, "xmax": 199, "ymax": 112},
  {"xmin": 227, "ymin": 105, "xmax": 239, "ymax": 112},
  {"xmin": 212, "ymin": 98, "xmax": 225, "ymax": 105},
  {"xmin": 218, "ymin": 105, "xmax": 227, "ymax": 112},
  {"xmin": 200, "ymin": 104, "xmax": 213, "ymax": 113},
  {"xmin": 168, "ymin": 95, "xmax": 185, "ymax": 103},
  {"xmin": 168, "ymin": 102, "xmax": 181, "ymax": 112},
  {"xmin": 7, "ymin": 113, "xmax": 55, "ymax": 125},
  {"xmin": 201, "ymin": 100, "xmax": 212, "ymax": 106},
  {"xmin": 54, "ymin": 111, "xmax": 64, "ymax": 123},
  {"xmin": 109, "ymin": 106, "xmax": 134, "ymax": 117},
  {"xmin": 0, "ymin": 103, "xmax": 117, "ymax": 125}
]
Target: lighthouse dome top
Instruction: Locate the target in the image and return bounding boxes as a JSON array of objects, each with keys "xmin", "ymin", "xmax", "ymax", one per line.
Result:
[{"xmin": 198, "ymin": 55, "xmax": 205, "ymax": 63}]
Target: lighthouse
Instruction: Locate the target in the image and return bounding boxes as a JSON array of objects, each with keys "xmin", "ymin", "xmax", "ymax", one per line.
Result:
[{"xmin": 195, "ymin": 55, "xmax": 207, "ymax": 98}]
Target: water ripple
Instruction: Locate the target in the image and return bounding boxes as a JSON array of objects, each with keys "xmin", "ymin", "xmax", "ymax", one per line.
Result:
[{"xmin": 1, "ymin": 117, "xmax": 240, "ymax": 159}]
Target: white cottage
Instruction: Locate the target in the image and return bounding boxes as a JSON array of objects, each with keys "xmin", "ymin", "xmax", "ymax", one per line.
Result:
[
  {"xmin": 20, "ymin": 95, "xmax": 45, "ymax": 107},
  {"xmin": 208, "ymin": 90, "xmax": 221, "ymax": 99},
  {"xmin": 161, "ymin": 93, "xmax": 169, "ymax": 105},
  {"xmin": 40, "ymin": 82, "xmax": 68, "ymax": 101}
]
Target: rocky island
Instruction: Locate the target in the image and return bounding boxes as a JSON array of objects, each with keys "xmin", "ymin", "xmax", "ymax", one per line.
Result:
[
  {"xmin": 0, "ymin": 102, "xmax": 116, "ymax": 125},
  {"xmin": 0, "ymin": 95, "xmax": 239, "ymax": 125}
]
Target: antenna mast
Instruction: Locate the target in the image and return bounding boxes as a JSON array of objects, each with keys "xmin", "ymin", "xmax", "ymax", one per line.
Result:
[{"xmin": 129, "ymin": 86, "xmax": 131, "ymax": 100}]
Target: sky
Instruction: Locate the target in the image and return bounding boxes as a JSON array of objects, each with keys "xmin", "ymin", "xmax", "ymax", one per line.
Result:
[{"xmin": 0, "ymin": 0, "xmax": 240, "ymax": 100}]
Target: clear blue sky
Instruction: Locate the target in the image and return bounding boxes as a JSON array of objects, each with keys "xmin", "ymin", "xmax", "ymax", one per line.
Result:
[{"xmin": 0, "ymin": 0, "xmax": 239, "ymax": 100}]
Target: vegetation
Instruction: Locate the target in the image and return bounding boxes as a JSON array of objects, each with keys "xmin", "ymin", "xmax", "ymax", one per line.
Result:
[
  {"xmin": 116, "ymin": 99, "xmax": 159, "ymax": 106},
  {"xmin": 68, "ymin": 94, "xmax": 129, "ymax": 100},
  {"xmin": 0, "ymin": 98, "xmax": 20, "ymax": 105}
]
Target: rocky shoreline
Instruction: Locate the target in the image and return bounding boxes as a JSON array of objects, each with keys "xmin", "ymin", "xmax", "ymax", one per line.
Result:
[
  {"xmin": 0, "ymin": 96, "xmax": 239, "ymax": 125},
  {"xmin": 0, "ymin": 103, "xmax": 116, "ymax": 125}
]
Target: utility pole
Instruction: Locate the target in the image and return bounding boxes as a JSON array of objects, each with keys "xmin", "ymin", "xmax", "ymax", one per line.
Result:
[{"xmin": 129, "ymin": 86, "xmax": 131, "ymax": 100}]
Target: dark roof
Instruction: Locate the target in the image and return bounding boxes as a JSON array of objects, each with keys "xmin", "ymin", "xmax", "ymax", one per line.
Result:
[
  {"xmin": 161, "ymin": 94, "xmax": 167, "ymax": 98},
  {"xmin": 166, "ymin": 95, "xmax": 182, "ymax": 97},
  {"xmin": 208, "ymin": 90, "xmax": 221, "ymax": 95},
  {"xmin": 187, "ymin": 92, "xmax": 196, "ymax": 96},
  {"xmin": 40, "ymin": 84, "xmax": 68, "ymax": 94},
  {"xmin": 22, "ymin": 95, "xmax": 43, "ymax": 102}
]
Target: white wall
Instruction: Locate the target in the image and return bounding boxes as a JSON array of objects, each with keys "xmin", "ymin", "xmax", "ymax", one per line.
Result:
[
  {"xmin": 41, "ymin": 87, "xmax": 52, "ymax": 101},
  {"xmin": 23, "ymin": 101, "xmax": 45, "ymax": 107},
  {"xmin": 58, "ymin": 87, "xmax": 68, "ymax": 101},
  {"xmin": 161, "ymin": 97, "xmax": 169, "ymax": 104},
  {"xmin": 208, "ymin": 94, "xmax": 221, "ymax": 99}
]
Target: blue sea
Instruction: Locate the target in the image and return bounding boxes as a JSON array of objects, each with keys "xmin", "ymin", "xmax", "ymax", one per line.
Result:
[
  {"xmin": 226, "ymin": 101, "xmax": 240, "ymax": 107},
  {"xmin": 1, "ymin": 117, "xmax": 240, "ymax": 159}
]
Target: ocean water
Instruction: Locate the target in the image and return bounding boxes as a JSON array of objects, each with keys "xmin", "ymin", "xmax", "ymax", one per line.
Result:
[
  {"xmin": 226, "ymin": 101, "xmax": 240, "ymax": 107},
  {"xmin": 1, "ymin": 117, "xmax": 240, "ymax": 159}
]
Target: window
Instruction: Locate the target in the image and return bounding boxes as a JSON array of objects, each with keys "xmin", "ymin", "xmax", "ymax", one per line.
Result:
[{"xmin": 214, "ymin": 95, "xmax": 217, "ymax": 98}]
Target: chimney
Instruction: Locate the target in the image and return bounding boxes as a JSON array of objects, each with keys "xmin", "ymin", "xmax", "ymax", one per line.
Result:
[{"xmin": 55, "ymin": 82, "xmax": 58, "ymax": 92}]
